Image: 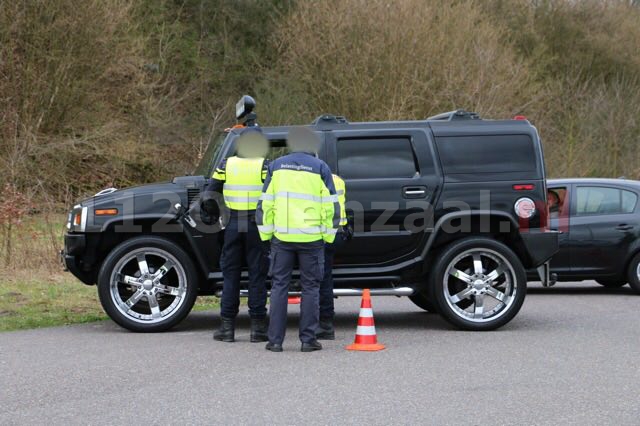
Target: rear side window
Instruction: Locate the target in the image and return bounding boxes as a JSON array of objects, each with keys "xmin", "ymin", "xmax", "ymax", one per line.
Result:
[
  {"xmin": 436, "ymin": 135, "xmax": 536, "ymax": 174},
  {"xmin": 576, "ymin": 186, "xmax": 638, "ymax": 215},
  {"xmin": 337, "ymin": 137, "xmax": 418, "ymax": 179}
]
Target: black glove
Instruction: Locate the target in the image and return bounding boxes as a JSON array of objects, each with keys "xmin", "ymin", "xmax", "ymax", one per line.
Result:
[
  {"xmin": 201, "ymin": 198, "xmax": 219, "ymax": 217},
  {"xmin": 341, "ymin": 223, "xmax": 354, "ymax": 241}
]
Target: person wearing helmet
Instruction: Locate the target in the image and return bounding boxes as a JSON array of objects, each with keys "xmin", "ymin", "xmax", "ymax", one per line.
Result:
[{"xmin": 202, "ymin": 127, "xmax": 270, "ymax": 343}]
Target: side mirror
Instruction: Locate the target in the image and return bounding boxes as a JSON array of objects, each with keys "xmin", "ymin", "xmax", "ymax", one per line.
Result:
[{"xmin": 236, "ymin": 95, "xmax": 256, "ymax": 120}]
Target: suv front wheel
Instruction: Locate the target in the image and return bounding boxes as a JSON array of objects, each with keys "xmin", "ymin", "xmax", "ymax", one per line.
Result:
[
  {"xmin": 430, "ymin": 237, "xmax": 526, "ymax": 331},
  {"xmin": 97, "ymin": 236, "xmax": 199, "ymax": 332}
]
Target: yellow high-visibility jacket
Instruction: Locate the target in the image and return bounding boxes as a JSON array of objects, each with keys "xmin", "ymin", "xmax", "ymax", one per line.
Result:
[
  {"xmin": 211, "ymin": 156, "xmax": 268, "ymax": 211},
  {"xmin": 332, "ymin": 174, "xmax": 347, "ymax": 227},
  {"xmin": 257, "ymin": 152, "xmax": 339, "ymax": 243}
]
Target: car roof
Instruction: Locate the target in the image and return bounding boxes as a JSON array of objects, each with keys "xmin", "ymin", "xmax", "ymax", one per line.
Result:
[
  {"xmin": 548, "ymin": 178, "xmax": 640, "ymax": 189},
  {"xmin": 258, "ymin": 118, "xmax": 535, "ymax": 136}
]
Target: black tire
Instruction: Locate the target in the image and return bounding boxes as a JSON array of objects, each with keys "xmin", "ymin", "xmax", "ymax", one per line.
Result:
[
  {"xmin": 98, "ymin": 236, "xmax": 199, "ymax": 332},
  {"xmin": 430, "ymin": 237, "xmax": 527, "ymax": 331},
  {"xmin": 595, "ymin": 279, "xmax": 627, "ymax": 288},
  {"xmin": 627, "ymin": 253, "xmax": 640, "ymax": 295},
  {"xmin": 408, "ymin": 292, "xmax": 438, "ymax": 313}
]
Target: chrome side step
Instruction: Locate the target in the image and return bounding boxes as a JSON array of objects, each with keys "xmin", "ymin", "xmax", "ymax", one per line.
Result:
[{"xmin": 221, "ymin": 287, "xmax": 416, "ymax": 298}]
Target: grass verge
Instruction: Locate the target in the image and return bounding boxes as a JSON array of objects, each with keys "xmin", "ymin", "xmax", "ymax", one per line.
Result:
[{"xmin": 0, "ymin": 270, "xmax": 219, "ymax": 332}]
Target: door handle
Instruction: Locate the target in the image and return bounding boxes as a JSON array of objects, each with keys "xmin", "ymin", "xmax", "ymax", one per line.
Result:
[
  {"xmin": 616, "ymin": 224, "xmax": 633, "ymax": 231},
  {"xmin": 402, "ymin": 186, "xmax": 428, "ymax": 198}
]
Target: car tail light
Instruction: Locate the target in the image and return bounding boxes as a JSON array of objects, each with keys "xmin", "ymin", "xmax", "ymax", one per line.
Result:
[
  {"xmin": 513, "ymin": 184, "xmax": 535, "ymax": 191},
  {"xmin": 515, "ymin": 197, "xmax": 536, "ymax": 219},
  {"xmin": 513, "ymin": 115, "xmax": 527, "ymax": 120}
]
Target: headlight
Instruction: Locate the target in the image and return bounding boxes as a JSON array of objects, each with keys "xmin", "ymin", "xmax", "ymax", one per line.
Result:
[
  {"xmin": 514, "ymin": 197, "xmax": 536, "ymax": 219},
  {"xmin": 68, "ymin": 205, "xmax": 88, "ymax": 232}
]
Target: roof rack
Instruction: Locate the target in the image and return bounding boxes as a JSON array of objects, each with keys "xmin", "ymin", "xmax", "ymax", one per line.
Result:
[
  {"xmin": 311, "ymin": 114, "xmax": 349, "ymax": 126},
  {"xmin": 427, "ymin": 109, "xmax": 480, "ymax": 121}
]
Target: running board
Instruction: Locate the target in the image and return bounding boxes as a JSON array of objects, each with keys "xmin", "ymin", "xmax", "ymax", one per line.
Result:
[{"xmin": 221, "ymin": 287, "xmax": 416, "ymax": 298}]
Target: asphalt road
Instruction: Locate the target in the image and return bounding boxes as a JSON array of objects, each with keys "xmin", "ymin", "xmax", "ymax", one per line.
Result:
[{"xmin": 1, "ymin": 281, "xmax": 639, "ymax": 426}]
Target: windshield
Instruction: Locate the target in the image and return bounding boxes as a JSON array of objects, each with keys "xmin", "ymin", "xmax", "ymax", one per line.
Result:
[{"xmin": 194, "ymin": 132, "xmax": 226, "ymax": 177}]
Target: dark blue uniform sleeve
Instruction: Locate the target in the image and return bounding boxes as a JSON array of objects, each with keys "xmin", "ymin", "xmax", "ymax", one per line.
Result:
[
  {"xmin": 201, "ymin": 158, "xmax": 227, "ymax": 216},
  {"xmin": 261, "ymin": 159, "xmax": 270, "ymax": 182}
]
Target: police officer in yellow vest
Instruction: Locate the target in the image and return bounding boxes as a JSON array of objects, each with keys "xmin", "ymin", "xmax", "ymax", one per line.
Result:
[
  {"xmin": 316, "ymin": 173, "xmax": 350, "ymax": 340},
  {"xmin": 257, "ymin": 127, "xmax": 339, "ymax": 352},
  {"xmin": 203, "ymin": 127, "xmax": 270, "ymax": 343}
]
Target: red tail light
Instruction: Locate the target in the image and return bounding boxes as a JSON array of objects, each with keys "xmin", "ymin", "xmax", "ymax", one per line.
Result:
[
  {"xmin": 513, "ymin": 115, "xmax": 527, "ymax": 120},
  {"xmin": 513, "ymin": 184, "xmax": 535, "ymax": 191}
]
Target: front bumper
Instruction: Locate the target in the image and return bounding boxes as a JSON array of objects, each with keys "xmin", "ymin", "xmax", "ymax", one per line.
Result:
[
  {"xmin": 65, "ymin": 232, "xmax": 86, "ymax": 256},
  {"xmin": 62, "ymin": 233, "xmax": 95, "ymax": 285}
]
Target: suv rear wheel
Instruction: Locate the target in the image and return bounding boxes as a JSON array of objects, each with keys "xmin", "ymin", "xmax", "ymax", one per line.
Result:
[
  {"xmin": 97, "ymin": 236, "xmax": 199, "ymax": 332},
  {"xmin": 430, "ymin": 237, "xmax": 526, "ymax": 331}
]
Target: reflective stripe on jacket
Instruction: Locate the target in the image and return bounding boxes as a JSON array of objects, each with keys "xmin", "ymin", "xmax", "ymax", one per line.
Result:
[
  {"xmin": 332, "ymin": 174, "xmax": 347, "ymax": 226},
  {"xmin": 213, "ymin": 156, "xmax": 266, "ymax": 211},
  {"xmin": 257, "ymin": 152, "xmax": 339, "ymax": 243}
]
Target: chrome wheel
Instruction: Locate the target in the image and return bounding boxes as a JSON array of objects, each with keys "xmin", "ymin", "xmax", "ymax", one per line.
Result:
[
  {"xmin": 443, "ymin": 248, "xmax": 518, "ymax": 323},
  {"xmin": 637, "ymin": 262, "xmax": 640, "ymax": 281},
  {"xmin": 109, "ymin": 247, "xmax": 187, "ymax": 324}
]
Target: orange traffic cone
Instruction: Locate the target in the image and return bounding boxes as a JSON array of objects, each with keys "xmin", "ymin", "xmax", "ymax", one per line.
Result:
[
  {"xmin": 288, "ymin": 296, "xmax": 301, "ymax": 304},
  {"xmin": 346, "ymin": 289, "xmax": 385, "ymax": 351}
]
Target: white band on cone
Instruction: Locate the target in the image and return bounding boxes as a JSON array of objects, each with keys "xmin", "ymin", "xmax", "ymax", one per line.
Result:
[
  {"xmin": 356, "ymin": 326, "xmax": 377, "ymax": 336},
  {"xmin": 358, "ymin": 308, "xmax": 373, "ymax": 317}
]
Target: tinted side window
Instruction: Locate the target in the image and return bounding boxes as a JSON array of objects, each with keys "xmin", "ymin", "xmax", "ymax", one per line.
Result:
[
  {"xmin": 576, "ymin": 186, "xmax": 638, "ymax": 215},
  {"xmin": 436, "ymin": 135, "xmax": 536, "ymax": 174},
  {"xmin": 337, "ymin": 137, "xmax": 418, "ymax": 179},
  {"xmin": 265, "ymin": 140, "xmax": 288, "ymax": 161},
  {"xmin": 194, "ymin": 132, "xmax": 226, "ymax": 176}
]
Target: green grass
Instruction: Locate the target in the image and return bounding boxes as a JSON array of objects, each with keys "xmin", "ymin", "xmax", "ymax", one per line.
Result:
[
  {"xmin": 0, "ymin": 273, "xmax": 107, "ymax": 331},
  {"xmin": 0, "ymin": 271, "xmax": 219, "ymax": 332},
  {"xmin": 0, "ymin": 213, "xmax": 220, "ymax": 332}
]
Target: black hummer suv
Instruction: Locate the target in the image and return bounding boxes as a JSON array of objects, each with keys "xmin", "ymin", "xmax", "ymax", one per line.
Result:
[{"xmin": 63, "ymin": 97, "xmax": 558, "ymax": 332}]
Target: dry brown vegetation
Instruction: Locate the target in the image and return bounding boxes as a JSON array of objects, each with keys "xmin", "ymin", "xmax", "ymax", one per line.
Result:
[
  {"xmin": 259, "ymin": 0, "xmax": 640, "ymax": 179},
  {"xmin": 1, "ymin": 0, "xmax": 640, "ymax": 275}
]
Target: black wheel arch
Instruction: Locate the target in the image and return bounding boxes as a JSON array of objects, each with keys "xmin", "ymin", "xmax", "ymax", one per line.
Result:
[
  {"xmin": 424, "ymin": 211, "xmax": 535, "ymax": 268},
  {"xmin": 77, "ymin": 217, "xmax": 209, "ymax": 286}
]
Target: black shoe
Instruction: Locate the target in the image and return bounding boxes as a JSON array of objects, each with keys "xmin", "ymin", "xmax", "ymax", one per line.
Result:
[
  {"xmin": 250, "ymin": 318, "xmax": 269, "ymax": 343},
  {"xmin": 315, "ymin": 319, "xmax": 335, "ymax": 340},
  {"xmin": 301, "ymin": 340, "xmax": 323, "ymax": 352},
  {"xmin": 213, "ymin": 317, "xmax": 235, "ymax": 342},
  {"xmin": 265, "ymin": 342, "xmax": 283, "ymax": 352}
]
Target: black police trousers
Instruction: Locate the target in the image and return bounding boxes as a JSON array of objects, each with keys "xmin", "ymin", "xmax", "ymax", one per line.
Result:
[
  {"xmin": 267, "ymin": 238, "xmax": 324, "ymax": 345},
  {"xmin": 319, "ymin": 232, "xmax": 344, "ymax": 320},
  {"xmin": 219, "ymin": 214, "xmax": 268, "ymax": 320}
]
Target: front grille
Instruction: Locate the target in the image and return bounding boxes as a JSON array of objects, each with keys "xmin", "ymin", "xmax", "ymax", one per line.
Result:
[{"xmin": 187, "ymin": 188, "xmax": 201, "ymax": 207}]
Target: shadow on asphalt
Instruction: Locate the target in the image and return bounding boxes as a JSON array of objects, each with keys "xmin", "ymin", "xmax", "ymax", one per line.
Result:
[
  {"xmin": 527, "ymin": 284, "xmax": 635, "ymax": 296},
  {"xmin": 106, "ymin": 284, "xmax": 637, "ymax": 334},
  {"xmin": 173, "ymin": 305, "xmax": 559, "ymax": 333},
  {"xmin": 172, "ymin": 310, "xmax": 453, "ymax": 333}
]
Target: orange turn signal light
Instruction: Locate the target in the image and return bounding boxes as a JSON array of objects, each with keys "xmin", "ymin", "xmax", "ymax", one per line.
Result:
[
  {"xmin": 74, "ymin": 214, "xmax": 81, "ymax": 225},
  {"xmin": 95, "ymin": 208, "xmax": 118, "ymax": 216}
]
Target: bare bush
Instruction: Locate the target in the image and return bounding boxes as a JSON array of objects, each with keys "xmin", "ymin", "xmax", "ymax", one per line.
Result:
[
  {"xmin": 262, "ymin": 0, "xmax": 541, "ymax": 123},
  {"xmin": 0, "ymin": 184, "xmax": 32, "ymax": 267}
]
